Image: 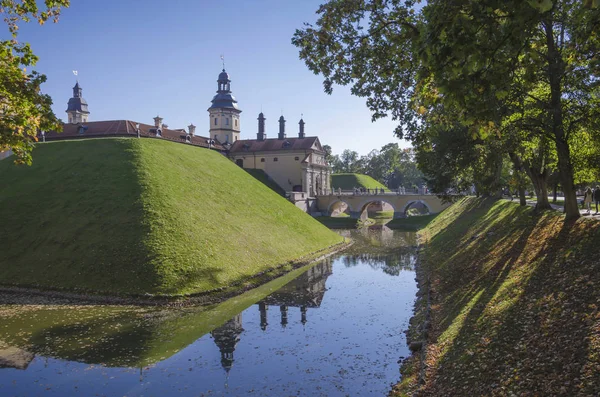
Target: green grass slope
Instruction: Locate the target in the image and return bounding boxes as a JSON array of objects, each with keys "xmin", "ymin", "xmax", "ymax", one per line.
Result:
[
  {"xmin": 393, "ymin": 198, "xmax": 600, "ymax": 396},
  {"xmin": 331, "ymin": 173, "xmax": 387, "ymax": 190},
  {"xmin": 244, "ymin": 169, "xmax": 286, "ymax": 196},
  {"xmin": 0, "ymin": 138, "xmax": 343, "ymax": 296}
]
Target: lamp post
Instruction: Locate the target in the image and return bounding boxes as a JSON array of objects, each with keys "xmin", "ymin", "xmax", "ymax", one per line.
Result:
[
  {"xmin": 135, "ymin": 123, "xmax": 140, "ymax": 138},
  {"xmin": 41, "ymin": 130, "xmax": 45, "ymax": 143}
]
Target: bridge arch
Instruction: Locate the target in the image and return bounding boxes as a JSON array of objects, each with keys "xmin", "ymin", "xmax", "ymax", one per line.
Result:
[
  {"xmin": 401, "ymin": 200, "xmax": 432, "ymax": 216},
  {"xmin": 355, "ymin": 199, "xmax": 396, "ymax": 220},
  {"xmin": 327, "ymin": 199, "xmax": 354, "ymax": 216}
]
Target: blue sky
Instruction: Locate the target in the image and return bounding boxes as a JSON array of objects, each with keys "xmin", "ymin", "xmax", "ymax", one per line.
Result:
[{"xmin": 12, "ymin": 0, "xmax": 410, "ymax": 155}]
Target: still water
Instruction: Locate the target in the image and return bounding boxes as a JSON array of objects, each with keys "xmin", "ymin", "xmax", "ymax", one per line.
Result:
[{"xmin": 0, "ymin": 228, "xmax": 417, "ymax": 396}]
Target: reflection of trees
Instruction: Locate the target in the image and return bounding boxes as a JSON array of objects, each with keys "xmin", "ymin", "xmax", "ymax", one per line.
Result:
[
  {"xmin": 338, "ymin": 227, "xmax": 418, "ymax": 275},
  {"xmin": 341, "ymin": 252, "xmax": 415, "ymax": 275}
]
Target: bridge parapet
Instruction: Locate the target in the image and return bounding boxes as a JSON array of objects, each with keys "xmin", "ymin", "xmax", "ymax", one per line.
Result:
[{"xmin": 316, "ymin": 193, "xmax": 450, "ymax": 219}]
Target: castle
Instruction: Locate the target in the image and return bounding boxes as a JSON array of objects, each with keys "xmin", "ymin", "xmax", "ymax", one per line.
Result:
[{"xmin": 40, "ymin": 69, "xmax": 331, "ymax": 197}]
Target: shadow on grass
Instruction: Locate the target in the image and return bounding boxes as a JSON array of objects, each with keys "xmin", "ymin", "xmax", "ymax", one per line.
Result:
[{"xmin": 420, "ymin": 199, "xmax": 600, "ymax": 395}]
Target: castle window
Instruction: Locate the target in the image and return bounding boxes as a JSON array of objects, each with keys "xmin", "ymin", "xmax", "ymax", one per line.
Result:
[
  {"xmin": 214, "ymin": 118, "xmax": 217, "ymax": 126},
  {"xmin": 274, "ymin": 157, "xmax": 278, "ymax": 162},
  {"xmin": 235, "ymin": 119, "xmax": 238, "ymax": 127},
  {"xmin": 295, "ymin": 157, "xmax": 299, "ymax": 161},
  {"xmin": 226, "ymin": 118, "xmax": 229, "ymax": 126},
  {"xmin": 261, "ymin": 158, "xmax": 265, "ymax": 162}
]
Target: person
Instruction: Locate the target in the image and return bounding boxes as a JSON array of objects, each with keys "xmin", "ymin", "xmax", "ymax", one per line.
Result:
[
  {"xmin": 594, "ymin": 185, "xmax": 600, "ymax": 214},
  {"xmin": 584, "ymin": 187, "xmax": 593, "ymax": 214}
]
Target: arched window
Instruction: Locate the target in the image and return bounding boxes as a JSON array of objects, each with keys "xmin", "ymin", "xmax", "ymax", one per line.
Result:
[
  {"xmin": 235, "ymin": 119, "xmax": 238, "ymax": 127},
  {"xmin": 214, "ymin": 118, "xmax": 218, "ymax": 126}
]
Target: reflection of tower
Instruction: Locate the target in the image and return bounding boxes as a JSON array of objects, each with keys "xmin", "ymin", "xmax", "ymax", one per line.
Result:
[
  {"xmin": 257, "ymin": 259, "xmax": 333, "ymax": 330},
  {"xmin": 211, "ymin": 314, "xmax": 244, "ymax": 373},
  {"xmin": 258, "ymin": 302, "xmax": 268, "ymax": 331},
  {"xmin": 280, "ymin": 305, "xmax": 288, "ymax": 328}
]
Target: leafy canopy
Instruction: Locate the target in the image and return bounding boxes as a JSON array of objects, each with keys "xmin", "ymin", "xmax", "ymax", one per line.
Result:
[{"xmin": 1, "ymin": 0, "xmax": 70, "ymax": 164}]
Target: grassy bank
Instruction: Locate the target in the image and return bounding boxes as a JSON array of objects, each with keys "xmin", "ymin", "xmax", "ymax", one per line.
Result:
[
  {"xmin": 0, "ymin": 258, "xmax": 328, "ymax": 368},
  {"xmin": 331, "ymin": 173, "xmax": 387, "ymax": 190},
  {"xmin": 386, "ymin": 214, "xmax": 438, "ymax": 230},
  {"xmin": 393, "ymin": 198, "xmax": 600, "ymax": 396},
  {"xmin": 245, "ymin": 169, "xmax": 286, "ymax": 196},
  {"xmin": 0, "ymin": 138, "xmax": 343, "ymax": 296}
]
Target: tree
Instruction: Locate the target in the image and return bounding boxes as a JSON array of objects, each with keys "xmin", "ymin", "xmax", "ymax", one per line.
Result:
[
  {"xmin": 293, "ymin": 0, "xmax": 600, "ymax": 219},
  {"xmin": 1, "ymin": 0, "xmax": 70, "ymax": 165}
]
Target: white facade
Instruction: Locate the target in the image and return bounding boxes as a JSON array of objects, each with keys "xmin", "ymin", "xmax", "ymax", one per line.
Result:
[{"xmin": 209, "ymin": 108, "xmax": 241, "ymax": 144}]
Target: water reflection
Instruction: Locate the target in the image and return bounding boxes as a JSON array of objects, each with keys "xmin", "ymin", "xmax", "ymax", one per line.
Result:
[
  {"xmin": 209, "ymin": 260, "xmax": 333, "ymax": 372},
  {"xmin": 0, "ymin": 228, "xmax": 417, "ymax": 396}
]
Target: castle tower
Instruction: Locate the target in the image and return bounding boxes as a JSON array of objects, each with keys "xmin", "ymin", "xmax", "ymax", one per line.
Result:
[
  {"xmin": 66, "ymin": 81, "xmax": 90, "ymax": 124},
  {"xmin": 208, "ymin": 69, "xmax": 242, "ymax": 145}
]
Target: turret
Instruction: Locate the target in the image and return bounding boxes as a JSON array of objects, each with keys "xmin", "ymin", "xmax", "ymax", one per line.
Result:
[
  {"xmin": 298, "ymin": 117, "xmax": 305, "ymax": 138},
  {"xmin": 278, "ymin": 115, "xmax": 286, "ymax": 140},
  {"xmin": 257, "ymin": 112, "xmax": 266, "ymax": 141},
  {"xmin": 188, "ymin": 123, "xmax": 196, "ymax": 136}
]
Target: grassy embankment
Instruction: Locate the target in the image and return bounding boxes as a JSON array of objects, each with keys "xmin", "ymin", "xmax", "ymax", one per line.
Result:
[
  {"xmin": 386, "ymin": 213, "xmax": 439, "ymax": 230},
  {"xmin": 393, "ymin": 198, "xmax": 600, "ymax": 396},
  {"xmin": 0, "ymin": 258, "xmax": 322, "ymax": 367},
  {"xmin": 244, "ymin": 169, "xmax": 286, "ymax": 196},
  {"xmin": 331, "ymin": 173, "xmax": 387, "ymax": 190},
  {"xmin": 0, "ymin": 138, "xmax": 343, "ymax": 296}
]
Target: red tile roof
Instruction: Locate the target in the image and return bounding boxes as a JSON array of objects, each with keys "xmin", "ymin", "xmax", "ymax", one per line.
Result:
[
  {"xmin": 229, "ymin": 137, "xmax": 322, "ymax": 153},
  {"xmin": 39, "ymin": 120, "xmax": 225, "ymax": 150}
]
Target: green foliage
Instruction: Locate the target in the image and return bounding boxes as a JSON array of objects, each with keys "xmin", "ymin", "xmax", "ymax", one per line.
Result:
[
  {"xmin": 0, "ymin": 0, "xmax": 70, "ymax": 164},
  {"xmin": 0, "ymin": 138, "xmax": 343, "ymax": 295},
  {"xmin": 295, "ymin": 0, "xmax": 600, "ymax": 219}
]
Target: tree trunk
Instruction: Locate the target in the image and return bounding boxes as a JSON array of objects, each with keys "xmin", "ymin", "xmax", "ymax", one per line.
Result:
[
  {"xmin": 508, "ymin": 152, "xmax": 529, "ymax": 207},
  {"xmin": 552, "ymin": 184, "xmax": 558, "ymax": 203},
  {"xmin": 519, "ymin": 186, "xmax": 527, "ymax": 206},
  {"xmin": 544, "ymin": 18, "xmax": 580, "ymax": 219},
  {"xmin": 522, "ymin": 164, "xmax": 552, "ymax": 210}
]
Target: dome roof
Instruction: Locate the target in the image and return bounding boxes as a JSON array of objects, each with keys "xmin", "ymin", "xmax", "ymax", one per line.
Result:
[
  {"xmin": 218, "ymin": 69, "xmax": 229, "ymax": 82},
  {"xmin": 209, "ymin": 92, "xmax": 241, "ymax": 111}
]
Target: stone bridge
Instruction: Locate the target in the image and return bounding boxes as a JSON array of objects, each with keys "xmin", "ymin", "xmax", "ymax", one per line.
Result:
[{"xmin": 316, "ymin": 192, "xmax": 451, "ymax": 219}]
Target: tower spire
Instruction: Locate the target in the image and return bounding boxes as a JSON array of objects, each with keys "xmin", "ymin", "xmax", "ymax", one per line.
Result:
[{"xmin": 66, "ymin": 80, "xmax": 90, "ymax": 124}]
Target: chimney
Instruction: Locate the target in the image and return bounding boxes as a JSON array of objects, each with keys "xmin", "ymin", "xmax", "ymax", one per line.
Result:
[
  {"xmin": 257, "ymin": 112, "xmax": 266, "ymax": 141},
  {"xmin": 153, "ymin": 115, "xmax": 163, "ymax": 129},
  {"xmin": 278, "ymin": 115, "xmax": 286, "ymax": 140},
  {"xmin": 188, "ymin": 123, "xmax": 196, "ymax": 136},
  {"xmin": 298, "ymin": 117, "xmax": 305, "ymax": 139}
]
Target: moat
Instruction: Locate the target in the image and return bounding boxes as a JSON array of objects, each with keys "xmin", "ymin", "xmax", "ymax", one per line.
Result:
[{"xmin": 0, "ymin": 227, "xmax": 417, "ymax": 396}]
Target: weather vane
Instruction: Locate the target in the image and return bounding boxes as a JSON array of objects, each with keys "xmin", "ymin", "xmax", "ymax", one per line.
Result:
[{"xmin": 220, "ymin": 54, "xmax": 225, "ymax": 70}]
